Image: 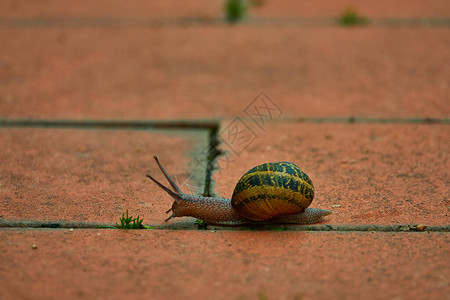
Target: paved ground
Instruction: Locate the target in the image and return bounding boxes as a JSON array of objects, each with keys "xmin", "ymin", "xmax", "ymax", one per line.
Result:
[{"xmin": 1, "ymin": 1, "xmax": 449, "ymax": 300}]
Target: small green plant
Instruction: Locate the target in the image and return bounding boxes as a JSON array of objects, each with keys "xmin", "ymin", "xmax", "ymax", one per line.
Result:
[
  {"xmin": 116, "ymin": 210, "xmax": 144, "ymax": 229},
  {"xmin": 225, "ymin": 0, "xmax": 248, "ymax": 23},
  {"xmin": 195, "ymin": 219, "xmax": 208, "ymax": 230},
  {"xmin": 338, "ymin": 7, "xmax": 368, "ymax": 26}
]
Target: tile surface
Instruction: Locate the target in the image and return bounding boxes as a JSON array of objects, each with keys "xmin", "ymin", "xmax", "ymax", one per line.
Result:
[
  {"xmin": 0, "ymin": 128, "xmax": 209, "ymax": 223},
  {"xmin": 1, "ymin": 1, "xmax": 449, "ymax": 300},
  {"xmin": 0, "ymin": 229, "xmax": 448, "ymax": 300},
  {"xmin": 214, "ymin": 122, "xmax": 450, "ymax": 226},
  {"xmin": 1, "ymin": 28, "xmax": 448, "ymax": 120}
]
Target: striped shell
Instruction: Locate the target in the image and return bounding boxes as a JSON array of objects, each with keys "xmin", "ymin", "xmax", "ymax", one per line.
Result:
[{"xmin": 231, "ymin": 162, "xmax": 314, "ymax": 221}]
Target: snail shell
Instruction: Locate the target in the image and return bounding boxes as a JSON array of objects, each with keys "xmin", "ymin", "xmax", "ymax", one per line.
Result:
[{"xmin": 231, "ymin": 162, "xmax": 314, "ymax": 221}]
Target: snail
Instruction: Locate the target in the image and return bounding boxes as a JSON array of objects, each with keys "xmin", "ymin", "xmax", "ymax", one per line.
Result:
[{"xmin": 146, "ymin": 155, "xmax": 332, "ymax": 226}]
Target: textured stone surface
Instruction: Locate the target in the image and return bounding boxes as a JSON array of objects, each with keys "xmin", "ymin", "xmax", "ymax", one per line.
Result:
[
  {"xmin": 214, "ymin": 122, "xmax": 450, "ymax": 226},
  {"xmin": 1, "ymin": 28, "xmax": 448, "ymax": 120},
  {"xmin": 1, "ymin": 1, "xmax": 449, "ymax": 300},
  {"xmin": 0, "ymin": 128, "xmax": 209, "ymax": 223},
  {"xmin": 1, "ymin": 0, "xmax": 449, "ymax": 18},
  {"xmin": 0, "ymin": 229, "xmax": 448, "ymax": 300},
  {"xmin": 0, "ymin": 0, "xmax": 222, "ymax": 18},
  {"xmin": 249, "ymin": 0, "xmax": 450, "ymax": 18}
]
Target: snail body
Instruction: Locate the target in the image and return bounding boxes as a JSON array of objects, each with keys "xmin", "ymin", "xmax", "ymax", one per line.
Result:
[{"xmin": 146, "ymin": 156, "xmax": 332, "ymax": 226}]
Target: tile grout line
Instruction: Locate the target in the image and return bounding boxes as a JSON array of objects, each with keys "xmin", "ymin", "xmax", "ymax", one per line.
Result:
[
  {"xmin": 0, "ymin": 118, "xmax": 219, "ymax": 130},
  {"xmin": 1, "ymin": 117, "xmax": 449, "ymax": 129},
  {"xmin": 0, "ymin": 220, "xmax": 449, "ymax": 232},
  {"xmin": 0, "ymin": 17, "xmax": 449, "ymax": 28},
  {"xmin": 289, "ymin": 117, "xmax": 450, "ymax": 124},
  {"xmin": 202, "ymin": 124, "xmax": 221, "ymax": 197}
]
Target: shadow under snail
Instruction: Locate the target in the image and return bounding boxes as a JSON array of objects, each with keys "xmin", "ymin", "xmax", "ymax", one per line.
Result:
[{"xmin": 146, "ymin": 155, "xmax": 333, "ymax": 226}]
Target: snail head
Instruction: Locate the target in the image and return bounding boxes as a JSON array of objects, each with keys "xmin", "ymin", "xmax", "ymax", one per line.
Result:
[{"xmin": 146, "ymin": 155, "xmax": 195, "ymax": 222}]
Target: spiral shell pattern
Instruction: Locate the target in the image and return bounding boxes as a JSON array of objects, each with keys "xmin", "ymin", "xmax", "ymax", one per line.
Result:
[{"xmin": 231, "ymin": 162, "xmax": 314, "ymax": 221}]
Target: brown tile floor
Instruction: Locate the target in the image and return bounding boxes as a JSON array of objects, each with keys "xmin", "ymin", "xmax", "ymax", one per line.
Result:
[
  {"xmin": 1, "ymin": 229, "xmax": 448, "ymax": 300},
  {"xmin": 214, "ymin": 122, "xmax": 450, "ymax": 226},
  {"xmin": 0, "ymin": 128, "xmax": 209, "ymax": 223},
  {"xmin": 0, "ymin": 1, "xmax": 449, "ymax": 300},
  {"xmin": 1, "ymin": 27, "xmax": 449, "ymax": 119}
]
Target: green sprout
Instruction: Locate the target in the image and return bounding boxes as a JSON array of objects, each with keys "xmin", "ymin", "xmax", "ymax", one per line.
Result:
[
  {"xmin": 338, "ymin": 7, "xmax": 369, "ymax": 26},
  {"xmin": 116, "ymin": 210, "xmax": 144, "ymax": 229},
  {"xmin": 195, "ymin": 219, "xmax": 208, "ymax": 230},
  {"xmin": 225, "ymin": 0, "xmax": 248, "ymax": 23}
]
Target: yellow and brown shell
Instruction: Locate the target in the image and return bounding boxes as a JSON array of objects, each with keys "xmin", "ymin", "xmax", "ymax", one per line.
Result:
[{"xmin": 231, "ymin": 162, "xmax": 314, "ymax": 221}]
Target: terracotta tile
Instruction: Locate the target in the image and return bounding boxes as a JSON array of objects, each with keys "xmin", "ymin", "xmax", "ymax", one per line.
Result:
[
  {"xmin": 1, "ymin": 0, "xmax": 449, "ymax": 19},
  {"xmin": 1, "ymin": 28, "xmax": 448, "ymax": 120},
  {"xmin": 249, "ymin": 0, "xmax": 450, "ymax": 18},
  {"xmin": 0, "ymin": 2, "xmax": 448, "ymax": 300},
  {"xmin": 0, "ymin": 229, "xmax": 448, "ymax": 300},
  {"xmin": 213, "ymin": 122, "xmax": 450, "ymax": 226},
  {"xmin": 0, "ymin": 0, "xmax": 222, "ymax": 19},
  {"xmin": 0, "ymin": 128, "xmax": 209, "ymax": 223}
]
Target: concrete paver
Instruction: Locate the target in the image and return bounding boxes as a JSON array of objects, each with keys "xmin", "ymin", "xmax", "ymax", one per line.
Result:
[
  {"xmin": 0, "ymin": 229, "xmax": 448, "ymax": 300},
  {"xmin": 1, "ymin": 1, "xmax": 449, "ymax": 299},
  {"xmin": 1, "ymin": 0, "xmax": 449, "ymax": 19},
  {"xmin": 249, "ymin": 0, "xmax": 450, "ymax": 18},
  {"xmin": 0, "ymin": 0, "xmax": 223, "ymax": 19},
  {"xmin": 214, "ymin": 122, "xmax": 450, "ymax": 226},
  {"xmin": 1, "ymin": 27, "xmax": 448, "ymax": 120},
  {"xmin": 0, "ymin": 128, "xmax": 209, "ymax": 224}
]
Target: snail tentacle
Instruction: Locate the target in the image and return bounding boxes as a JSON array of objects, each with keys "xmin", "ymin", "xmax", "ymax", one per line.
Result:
[{"xmin": 152, "ymin": 155, "xmax": 183, "ymax": 194}]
